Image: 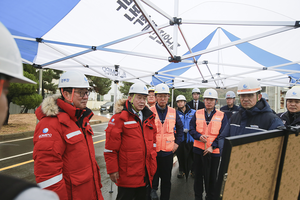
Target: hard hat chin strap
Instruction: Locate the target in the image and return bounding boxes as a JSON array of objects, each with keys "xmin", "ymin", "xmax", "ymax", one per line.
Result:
[
  {"xmin": 130, "ymin": 94, "xmax": 139, "ymax": 113},
  {"xmin": 61, "ymin": 88, "xmax": 75, "ymax": 105}
]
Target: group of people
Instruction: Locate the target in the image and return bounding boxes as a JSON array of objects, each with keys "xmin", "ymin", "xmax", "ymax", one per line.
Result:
[
  {"xmin": 0, "ymin": 20, "xmax": 299, "ymax": 200},
  {"xmin": 105, "ymin": 76, "xmax": 300, "ymax": 200}
]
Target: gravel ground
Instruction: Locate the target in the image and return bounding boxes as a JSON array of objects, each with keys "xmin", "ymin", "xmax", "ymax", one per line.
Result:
[{"xmin": 0, "ymin": 113, "xmax": 109, "ymax": 135}]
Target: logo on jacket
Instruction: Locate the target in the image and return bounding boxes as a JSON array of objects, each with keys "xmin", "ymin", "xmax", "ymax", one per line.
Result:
[
  {"xmin": 109, "ymin": 118, "xmax": 115, "ymax": 125},
  {"xmin": 43, "ymin": 128, "xmax": 49, "ymax": 133}
]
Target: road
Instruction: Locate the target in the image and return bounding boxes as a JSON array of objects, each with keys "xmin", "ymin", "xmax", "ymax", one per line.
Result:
[{"xmin": 0, "ymin": 111, "xmax": 194, "ymax": 199}]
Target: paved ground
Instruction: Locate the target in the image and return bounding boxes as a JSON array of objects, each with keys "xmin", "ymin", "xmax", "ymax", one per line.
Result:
[{"xmin": 0, "ymin": 110, "xmax": 196, "ymax": 200}]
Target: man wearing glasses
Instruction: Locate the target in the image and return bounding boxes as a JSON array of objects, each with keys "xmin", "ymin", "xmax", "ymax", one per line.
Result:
[
  {"xmin": 218, "ymin": 77, "xmax": 283, "ymax": 154},
  {"xmin": 149, "ymin": 83, "xmax": 184, "ymax": 200},
  {"xmin": 33, "ymin": 71, "xmax": 104, "ymax": 200}
]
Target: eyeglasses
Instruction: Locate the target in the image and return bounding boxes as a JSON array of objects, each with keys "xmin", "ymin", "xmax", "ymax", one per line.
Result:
[{"xmin": 75, "ymin": 90, "xmax": 90, "ymax": 97}]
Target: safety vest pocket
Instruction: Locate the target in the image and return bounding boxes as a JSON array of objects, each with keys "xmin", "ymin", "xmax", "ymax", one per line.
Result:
[
  {"xmin": 126, "ymin": 151, "xmax": 144, "ymax": 176},
  {"xmin": 166, "ymin": 120, "xmax": 176, "ymax": 133},
  {"xmin": 211, "ymin": 121, "xmax": 222, "ymax": 135},
  {"xmin": 164, "ymin": 134, "xmax": 175, "ymax": 152}
]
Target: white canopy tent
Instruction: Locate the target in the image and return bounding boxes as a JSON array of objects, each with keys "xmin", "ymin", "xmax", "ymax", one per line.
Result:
[{"xmin": 0, "ymin": 0, "xmax": 300, "ymax": 90}]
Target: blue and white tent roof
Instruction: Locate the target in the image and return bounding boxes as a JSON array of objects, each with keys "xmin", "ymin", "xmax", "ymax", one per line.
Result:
[{"xmin": 0, "ymin": 0, "xmax": 300, "ymax": 89}]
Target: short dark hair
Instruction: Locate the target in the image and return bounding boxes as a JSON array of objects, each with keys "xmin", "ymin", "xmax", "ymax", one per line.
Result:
[{"xmin": 60, "ymin": 87, "xmax": 73, "ymax": 100}]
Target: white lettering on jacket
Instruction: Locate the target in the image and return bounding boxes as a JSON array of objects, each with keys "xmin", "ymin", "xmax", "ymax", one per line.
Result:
[{"xmin": 39, "ymin": 133, "xmax": 52, "ymax": 139}]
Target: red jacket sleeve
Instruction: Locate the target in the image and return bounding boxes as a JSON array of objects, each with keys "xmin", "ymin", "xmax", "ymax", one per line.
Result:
[
  {"xmin": 104, "ymin": 115, "xmax": 123, "ymax": 175},
  {"xmin": 33, "ymin": 119, "xmax": 68, "ymax": 200}
]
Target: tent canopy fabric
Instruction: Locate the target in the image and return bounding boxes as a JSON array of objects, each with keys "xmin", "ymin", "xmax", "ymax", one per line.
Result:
[{"xmin": 1, "ymin": 0, "xmax": 300, "ymax": 89}]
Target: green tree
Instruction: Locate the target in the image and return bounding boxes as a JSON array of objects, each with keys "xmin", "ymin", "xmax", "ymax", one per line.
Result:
[
  {"xmin": 87, "ymin": 76, "xmax": 112, "ymax": 95},
  {"xmin": 119, "ymin": 81, "xmax": 133, "ymax": 96},
  {"xmin": 23, "ymin": 64, "xmax": 62, "ymax": 98},
  {"xmin": 4, "ymin": 71, "xmax": 42, "ymax": 124},
  {"xmin": 171, "ymin": 87, "xmax": 206, "ymax": 108}
]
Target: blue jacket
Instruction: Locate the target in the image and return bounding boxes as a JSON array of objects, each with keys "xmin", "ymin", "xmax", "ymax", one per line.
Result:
[
  {"xmin": 277, "ymin": 111, "xmax": 300, "ymax": 126},
  {"xmin": 189, "ymin": 108, "xmax": 228, "ymax": 157},
  {"xmin": 218, "ymin": 98, "xmax": 284, "ymax": 154},
  {"xmin": 176, "ymin": 104, "xmax": 196, "ymax": 143},
  {"xmin": 220, "ymin": 104, "xmax": 240, "ymax": 120}
]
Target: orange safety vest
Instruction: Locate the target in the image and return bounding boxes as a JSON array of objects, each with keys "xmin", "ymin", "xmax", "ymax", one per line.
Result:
[
  {"xmin": 194, "ymin": 109, "xmax": 224, "ymax": 154},
  {"xmin": 150, "ymin": 106, "xmax": 176, "ymax": 152}
]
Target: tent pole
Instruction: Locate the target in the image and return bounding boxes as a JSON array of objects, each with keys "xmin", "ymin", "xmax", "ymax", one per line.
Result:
[
  {"xmin": 171, "ymin": 88, "xmax": 174, "ymax": 108},
  {"xmin": 39, "ymin": 69, "xmax": 42, "ymax": 96},
  {"xmin": 37, "ymin": 69, "xmax": 43, "ymax": 125}
]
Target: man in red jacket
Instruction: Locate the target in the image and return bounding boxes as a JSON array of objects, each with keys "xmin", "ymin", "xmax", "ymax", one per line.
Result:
[
  {"xmin": 104, "ymin": 82, "xmax": 157, "ymax": 200},
  {"xmin": 33, "ymin": 71, "xmax": 104, "ymax": 200}
]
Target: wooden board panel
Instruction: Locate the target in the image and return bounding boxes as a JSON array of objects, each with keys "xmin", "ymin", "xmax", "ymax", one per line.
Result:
[{"xmin": 222, "ymin": 137, "xmax": 283, "ymax": 200}]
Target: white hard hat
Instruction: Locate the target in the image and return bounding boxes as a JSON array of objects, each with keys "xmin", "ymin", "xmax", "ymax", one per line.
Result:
[
  {"xmin": 192, "ymin": 88, "xmax": 201, "ymax": 94},
  {"xmin": 225, "ymin": 91, "xmax": 236, "ymax": 99},
  {"xmin": 129, "ymin": 82, "xmax": 148, "ymax": 95},
  {"xmin": 148, "ymin": 86, "xmax": 155, "ymax": 92},
  {"xmin": 0, "ymin": 22, "xmax": 35, "ymax": 84},
  {"xmin": 261, "ymin": 93, "xmax": 269, "ymax": 100},
  {"xmin": 58, "ymin": 71, "xmax": 90, "ymax": 88},
  {"xmin": 285, "ymin": 87, "xmax": 300, "ymax": 100},
  {"xmin": 203, "ymin": 89, "xmax": 218, "ymax": 99},
  {"xmin": 237, "ymin": 77, "xmax": 261, "ymax": 94},
  {"xmin": 155, "ymin": 83, "xmax": 170, "ymax": 94},
  {"xmin": 176, "ymin": 95, "xmax": 186, "ymax": 102}
]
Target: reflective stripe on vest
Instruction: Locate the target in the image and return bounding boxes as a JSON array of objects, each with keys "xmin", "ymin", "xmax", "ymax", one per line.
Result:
[
  {"xmin": 194, "ymin": 109, "xmax": 224, "ymax": 154},
  {"xmin": 150, "ymin": 106, "xmax": 176, "ymax": 152},
  {"xmin": 37, "ymin": 173, "xmax": 63, "ymax": 189}
]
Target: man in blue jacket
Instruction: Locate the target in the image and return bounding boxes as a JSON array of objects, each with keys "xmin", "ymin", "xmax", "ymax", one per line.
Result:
[
  {"xmin": 220, "ymin": 91, "xmax": 239, "ymax": 120},
  {"xmin": 218, "ymin": 77, "xmax": 284, "ymax": 154},
  {"xmin": 175, "ymin": 95, "xmax": 196, "ymax": 179}
]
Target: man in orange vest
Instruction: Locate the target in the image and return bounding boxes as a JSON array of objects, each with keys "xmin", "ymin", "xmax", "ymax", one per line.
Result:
[
  {"xmin": 149, "ymin": 83, "xmax": 184, "ymax": 200},
  {"xmin": 189, "ymin": 89, "xmax": 228, "ymax": 200}
]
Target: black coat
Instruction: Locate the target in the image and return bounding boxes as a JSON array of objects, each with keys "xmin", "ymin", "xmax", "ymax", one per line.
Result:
[{"xmin": 187, "ymin": 100, "xmax": 205, "ymax": 110}]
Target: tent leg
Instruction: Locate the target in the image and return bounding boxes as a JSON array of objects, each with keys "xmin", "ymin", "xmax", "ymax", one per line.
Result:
[
  {"xmin": 113, "ymin": 80, "xmax": 119, "ymax": 115},
  {"xmin": 171, "ymin": 88, "xmax": 174, "ymax": 108},
  {"xmin": 109, "ymin": 180, "xmax": 113, "ymax": 193}
]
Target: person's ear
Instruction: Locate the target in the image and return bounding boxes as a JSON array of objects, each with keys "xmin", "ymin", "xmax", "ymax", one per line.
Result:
[
  {"xmin": 258, "ymin": 93, "xmax": 262, "ymax": 101},
  {"xmin": 63, "ymin": 90, "xmax": 71, "ymax": 100}
]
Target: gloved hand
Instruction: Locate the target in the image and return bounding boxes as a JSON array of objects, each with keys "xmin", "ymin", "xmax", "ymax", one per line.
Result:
[{"xmin": 184, "ymin": 129, "xmax": 189, "ymax": 133}]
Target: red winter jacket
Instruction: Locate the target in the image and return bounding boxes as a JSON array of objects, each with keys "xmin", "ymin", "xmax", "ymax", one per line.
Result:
[
  {"xmin": 104, "ymin": 100, "xmax": 157, "ymax": 188},
  {"xmin": 33, "ymin": 95, "xmax": 103, "ymax": 200}
]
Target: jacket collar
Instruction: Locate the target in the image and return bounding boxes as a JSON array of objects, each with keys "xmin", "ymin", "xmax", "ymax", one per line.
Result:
[
  {"xmin": 121, "ymin": 100, "xmax": 154, "ymax": 122},
  {"xmin": 240, "ymin": 98, "xmax": 272, "ymax": 116}
]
